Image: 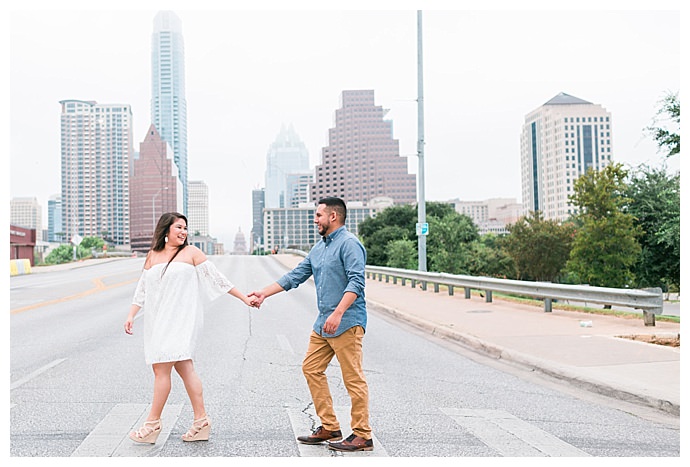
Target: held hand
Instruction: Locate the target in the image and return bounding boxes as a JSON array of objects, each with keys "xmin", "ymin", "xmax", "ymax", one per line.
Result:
[
  {"xmin": 242, "ymin": 296, "xmax": 260, "ymax": 308},
  {"xmin": 247, "ymin": 291, "xmax": 266, "ymax": 308}
]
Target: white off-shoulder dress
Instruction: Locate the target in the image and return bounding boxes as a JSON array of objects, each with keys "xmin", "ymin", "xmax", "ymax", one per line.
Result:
[{"xmin": 132, "ymin": 260, "xmax": 234, "ymax": 365}]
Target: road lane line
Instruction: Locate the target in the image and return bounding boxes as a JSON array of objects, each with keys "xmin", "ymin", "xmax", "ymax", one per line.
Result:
[
  {"xmin": 10, "ymin": 358, "xmax": 67, "ymax": 390},
  {"xmin": 71, "ymin": 403, "xmax": 183, "ymax": 457},
  {"xmin": 10, "ymin": 277, "xmax": 138, "ymax": 315},
  {"xmin": 442, "ymin": 408, "xmax": 590, "ymax": 457},
  {"xmin": 286, "ymin": 405, "xmax": 387, "ymax": 457}
]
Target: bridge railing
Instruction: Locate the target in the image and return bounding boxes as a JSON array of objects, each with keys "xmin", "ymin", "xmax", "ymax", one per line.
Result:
[{"xmin": 281, "ymin": 248, "xmax": 663, "ymax": 326}]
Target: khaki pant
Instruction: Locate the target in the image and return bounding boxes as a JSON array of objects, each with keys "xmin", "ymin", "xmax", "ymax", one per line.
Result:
[{"xmin": 302, "ymin": 326, "xmax": 371, "ymax": 439}]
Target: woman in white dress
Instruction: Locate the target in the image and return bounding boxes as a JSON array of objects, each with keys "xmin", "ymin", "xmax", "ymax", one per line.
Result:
[{"xmin": 124, "ymin": 212, "xmax": 257, "ymax": 444}]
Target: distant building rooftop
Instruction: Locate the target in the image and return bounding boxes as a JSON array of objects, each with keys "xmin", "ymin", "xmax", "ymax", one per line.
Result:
[{"xmin": 544, "ymin": 92, "xmax": 592, "ymax": 106}]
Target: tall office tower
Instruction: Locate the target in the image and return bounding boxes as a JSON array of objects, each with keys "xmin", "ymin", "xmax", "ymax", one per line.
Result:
[
  {"xmin": 129, "ymin": 124, "xmax": 180, "ymax": 252},
  {"xmin": 47, "ymin": 194, "xmax": 63, "ymax": 242},
  {"xmin": 11, "ymin": 197, "xmax": 42, "ymax": 231},
  {"xmin": 265, "ymin": 124, "xmax": 310, "ymax": 208},
  {"xmin": 310, "ymin": 90, "xmax": 417, "ymax": 204},
  {"xmin": 187, "ymin": 180, "xmax": 209, "ymax": 236},
  {"xmin": 151, "ymin": 11, "xmax": 188, "ymax": 215},
  {"xmin": 285, "ymin": 172, "xmax": 314, "ymax": 208},
  {"xmin": 60, "ymin": 99, "xmax": 132, "ymax": 246},
  {"xmin": 520, "ymin": 92, "xmax": 613, "ymax": 221},
  {"xmin": 251, "ymin": 187, "xmax": 265, "ymax": 253}
]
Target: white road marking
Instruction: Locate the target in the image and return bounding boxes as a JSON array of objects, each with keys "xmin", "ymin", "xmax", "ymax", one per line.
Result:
[
  {"xmin": 442, "ymin": 408, "xmax": 591, "ymax": 457},
  {"xmin": 10, "ymin": 358, "xmax": 67, "ymax": 390},
  {"xmin": 286, "ymin": 405, "xmax": 387, "ymax": 457},
  {"xmin": 71, "ymin": 403, "xmax": 183, "ymax": 457}
]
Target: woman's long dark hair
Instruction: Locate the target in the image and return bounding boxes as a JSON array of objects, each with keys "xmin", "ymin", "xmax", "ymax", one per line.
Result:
[{"xmin": 151, "ymin": 212, "xmax": 188, "ymax": 276}]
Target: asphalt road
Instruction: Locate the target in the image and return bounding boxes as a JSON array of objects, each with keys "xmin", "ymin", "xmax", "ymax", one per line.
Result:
[{"xmin": 9, "ymin": 256, "xmax": 681, "ymax": 459}]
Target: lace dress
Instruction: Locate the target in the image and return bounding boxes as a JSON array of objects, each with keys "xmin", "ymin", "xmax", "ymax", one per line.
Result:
[{"xmin": 132, "ymin": 260, "xmax": 234, "ymax": 364}]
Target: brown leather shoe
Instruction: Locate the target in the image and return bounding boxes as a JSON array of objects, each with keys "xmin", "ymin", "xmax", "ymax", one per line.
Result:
[
  {"xmin": 296, "ymin": 426, "xmax": 343, "ymax": 445},
  {"xmin": 328, "ymin": 433, "xmax": 374, "ymax": 452}
]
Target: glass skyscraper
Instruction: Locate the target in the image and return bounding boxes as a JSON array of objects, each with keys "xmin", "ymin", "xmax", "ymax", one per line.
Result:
[
  {"xmin": 47, "ymin": 195, "xmax": 62, "ymax": 242},
  {"xmin": 151, "ymin": 11, "xmax": 188, "ymax": 215},
  {"xmin": 264, "ymin": 124, "xmax": 310, "ymax": 208}
]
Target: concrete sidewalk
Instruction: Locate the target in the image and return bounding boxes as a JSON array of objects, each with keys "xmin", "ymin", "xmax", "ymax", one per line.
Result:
[{"xmin": 270, "ymin": 254, "xmax": 680, "ymax": 417}]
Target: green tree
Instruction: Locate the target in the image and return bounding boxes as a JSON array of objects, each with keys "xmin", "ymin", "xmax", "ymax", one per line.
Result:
[
  {"xmin": 364, "ymin": 225, "xmax": 411, "ymax": 266},
  {"xmin": 466, "ymin": 236, "xmax": 517, "ymax": 279},
  {"xmin": 645, "ymin": 91, "xmax": 680, "ymax": 158},
  {"xmin": 625, "ymin": 164, "xmax": 680, "ymax": 291},
  {"xmin": 385, "ymin": 239, "xmax": 417, "ymax": 269},
  {"xmin": 358, "ymin": 204, "xmax": 416, "ymax": 265},
  {"xmin": 44, "ymin": 244, "xmax": 75, "ymax": 264},
  {"xmin": 426, "ymin": 212, "xmax": 479, "ymax": 275},
  {"xmin": 566, "ymin": 163, "xmax": 641, "ymax": 288},
  {"xmin": 81, "ymin": 236, "xmax": 105, "ymax": 250},
  {"xmin": 503, "ymin": 211, "xmax": 574, "ymax": 282},
  {"xmin": 358, "ymin": 201, "xmax": 518, "ymax": 277}
]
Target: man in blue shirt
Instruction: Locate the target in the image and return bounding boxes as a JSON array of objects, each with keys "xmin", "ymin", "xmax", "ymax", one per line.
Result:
[{"xmin": 249, "ymin": 197, "xmax": 373, "ymax": 452}]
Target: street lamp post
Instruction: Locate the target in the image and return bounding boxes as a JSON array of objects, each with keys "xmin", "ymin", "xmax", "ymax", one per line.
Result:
[
  {"xmin": 152, "ymin": 187, "xmax": 169, "ymax": 231},
  {"xmin": 417, "ymin": 10, "xmax": 427, "ymax": 272}
]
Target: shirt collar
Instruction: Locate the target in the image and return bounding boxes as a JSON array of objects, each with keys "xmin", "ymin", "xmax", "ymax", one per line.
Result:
[{"xmin": 322, "ymin": 225, "xmax": 346, "ymax": 244}]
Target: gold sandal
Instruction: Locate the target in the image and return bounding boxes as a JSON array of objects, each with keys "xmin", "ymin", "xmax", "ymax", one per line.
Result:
[
  {"xmin": 182, "ymin": 415, "xmax": 211, "ymax": 442},
  {"xmin": 129, "ymin": 419, "xmax": 161, "ymax": 444}
]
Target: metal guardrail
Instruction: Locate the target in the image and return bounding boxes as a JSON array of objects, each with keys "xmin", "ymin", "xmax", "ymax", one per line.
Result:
[{"xmin": 281, "ymin": 249, "xmax": 664, "ymax": 326}]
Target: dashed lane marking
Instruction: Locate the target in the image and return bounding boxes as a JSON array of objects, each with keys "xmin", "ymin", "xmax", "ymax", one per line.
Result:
[{"xmin": 10, "ymin": 358, "xmax": 67, "ymax": 390}]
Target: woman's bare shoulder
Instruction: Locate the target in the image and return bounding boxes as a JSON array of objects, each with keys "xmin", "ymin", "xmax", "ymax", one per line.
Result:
[{"xmin": 185, "ymin": 245, "xmax": 208, "ymax": 265}]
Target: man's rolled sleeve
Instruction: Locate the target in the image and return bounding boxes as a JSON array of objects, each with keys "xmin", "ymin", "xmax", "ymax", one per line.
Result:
[{"xmin": 342, "ymin": 239, "xmax": 366, "ymax": 298}]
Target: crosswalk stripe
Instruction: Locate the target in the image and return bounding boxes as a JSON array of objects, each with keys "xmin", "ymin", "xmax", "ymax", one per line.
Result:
[
  {"xmin": 442, "ymin": 408, "xmax": 591, "ymax": 457},
  {"xmin": 286, "ymin": 405, "xmax": 388, "ymax": 457},
  {"xmin": 71, "ymin": 403, "xmax": 183, "ymax": 457},
  {"xmin": 69, "ymin": 403, "xmax": 586, "ymax": 456}
]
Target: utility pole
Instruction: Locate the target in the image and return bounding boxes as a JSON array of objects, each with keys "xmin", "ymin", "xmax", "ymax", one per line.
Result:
[{"xmin": 417, "ymin": 10, "xmax": 427, "ymax": 271}]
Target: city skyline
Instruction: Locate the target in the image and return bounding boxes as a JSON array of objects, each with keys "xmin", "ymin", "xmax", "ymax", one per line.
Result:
[{"xmin": 9, "ymin": 7, "xmax": 680, "ymax": 248}]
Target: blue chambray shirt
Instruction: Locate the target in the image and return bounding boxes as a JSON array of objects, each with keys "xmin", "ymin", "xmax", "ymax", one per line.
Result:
[{"xmin": 277, "ymin": 226, "xmax": 367, "ymax": 337}]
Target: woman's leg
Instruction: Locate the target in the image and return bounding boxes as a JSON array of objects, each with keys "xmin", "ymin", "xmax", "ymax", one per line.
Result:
[
  {"xmin": 174, "ymin": 359, "xmax": 206, "ymax": 420},
  {"xmin": 148, "ymin": 362, "xmax": 175, "ymax": 420},
  {"xmin": 130, "ymin": 362, "xmax": 174, "ymax": 442}
]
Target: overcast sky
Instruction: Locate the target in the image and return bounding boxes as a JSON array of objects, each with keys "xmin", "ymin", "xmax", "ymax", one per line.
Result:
[{"xmin": 7, "ymin": 2, "xmax": 681, "ymax": 248}]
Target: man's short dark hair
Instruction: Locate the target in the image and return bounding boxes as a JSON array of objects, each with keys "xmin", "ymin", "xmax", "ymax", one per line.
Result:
[{"xmin": 318, "ymin": 197, "xmax": 347, "ymax": 222}]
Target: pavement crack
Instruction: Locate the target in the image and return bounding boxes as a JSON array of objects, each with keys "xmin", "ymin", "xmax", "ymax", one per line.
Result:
[{"xmin": 301, "ymin": 402, "xmax": 317, "ymax": 430}]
